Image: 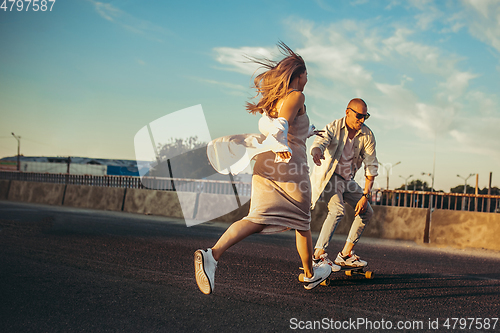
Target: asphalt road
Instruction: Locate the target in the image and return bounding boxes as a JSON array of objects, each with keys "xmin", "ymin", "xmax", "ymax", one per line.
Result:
[{"xmin": 0, "ymin": 201, "xmax": 499, "ymax": 333}]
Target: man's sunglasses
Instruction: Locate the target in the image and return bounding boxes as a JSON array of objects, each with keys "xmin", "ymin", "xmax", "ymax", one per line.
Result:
[{"xmin": 348, "ymin": 107, "xmax": 370, "ymax": 120}]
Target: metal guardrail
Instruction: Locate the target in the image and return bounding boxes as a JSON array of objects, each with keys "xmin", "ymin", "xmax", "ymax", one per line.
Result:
[
  {"xmin": 0, "ymin": 171, "xmax": 252, "ymax": 197},
  {"xmin": 372, "ymin": 189, "xmax": 500, "ymax": 213},
  {"xmin": 1, "ymin": 171, "xmax": 499, "ymax": 213}
]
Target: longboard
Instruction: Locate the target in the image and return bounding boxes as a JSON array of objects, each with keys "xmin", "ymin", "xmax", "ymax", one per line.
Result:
[{"xmin": 299, "ymin": 266, "xmax": 374, "ymax": 286}]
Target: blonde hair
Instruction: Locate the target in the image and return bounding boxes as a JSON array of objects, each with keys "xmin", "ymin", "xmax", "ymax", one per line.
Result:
[{"xmin": 246, "ymin": 41, "xmax": 306, "ymax": 116}]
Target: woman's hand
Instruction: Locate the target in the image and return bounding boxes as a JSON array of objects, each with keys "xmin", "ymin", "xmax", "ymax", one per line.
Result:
[
  {"xmin": 277, "ymin": 151, "xmax": 291, "ymax": 160},
  {"xmin": 313, "ymin": 130, "xmax": 325, "ymax": 138}
]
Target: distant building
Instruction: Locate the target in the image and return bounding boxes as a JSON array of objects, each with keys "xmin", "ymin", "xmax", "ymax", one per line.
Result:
[
  {"xmin": 0, "ymin": 156, "xmax": 141, "ymax": 176},
  {"xmin": 0, "ymin": 156, "xmax": 253, "ymax": 182}
]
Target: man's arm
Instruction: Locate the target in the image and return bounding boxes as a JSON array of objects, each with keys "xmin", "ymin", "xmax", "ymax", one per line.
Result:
[
  {"xmin": 354, "ymin": 175, "xmax": 375, "ymax": 216},
  {"xmin": 311, "ymin": 147, "xmax": 324, "ymax": 166},
  {"xmin": 362, "ymin": 129, "xmax": 378, "ymax": 178},
  {"xmin": 355, "ymin": 129, "xmax": 378, "ymax": 216},
  {"xmin": 310, "ymin": 122, "xmax": 334, "ymax": 166}
]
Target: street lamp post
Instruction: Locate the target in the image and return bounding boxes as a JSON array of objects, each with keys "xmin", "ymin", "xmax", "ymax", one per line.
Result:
[
  {"xmin": 421, "ymin": 172, "xmax": 435, "ymax": 210},
  {"xmin": 399, "ymin": 174, "xmax": 413, "ymax": 208},
  {"xmin": 421, "ymin": 172, "xmax": 434, "ymax": 191},
  {"xmin": 457, "ymin": 173, "xmax": 475, "ymax": 211},
  {"xmin": 399, "ymin": 174, "xmax": 413, "ymax": 190},
  {"xmin": 11, "ymin": 132, "xmax": 21, "ymax": 171},
  {"xmin": 385, "ymin": 161, "xmax": 401, "ymax": 190}
]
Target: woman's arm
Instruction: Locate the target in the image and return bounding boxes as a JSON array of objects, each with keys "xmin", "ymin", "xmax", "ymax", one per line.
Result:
[
  {"xmin": 275, "ymin": 91, "xmax": 305, "ymax": 160},
  {"xmin": 278, "ymin": 91, "xmax": 304, "ymax": 123}
]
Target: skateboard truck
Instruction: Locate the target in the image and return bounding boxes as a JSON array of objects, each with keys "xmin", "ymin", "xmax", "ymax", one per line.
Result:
[{"xmin": 345, "ymin": 267, "xmax": 374, "ymax": 279}]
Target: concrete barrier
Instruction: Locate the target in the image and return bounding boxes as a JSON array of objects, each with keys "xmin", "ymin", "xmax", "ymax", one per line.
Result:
[
  {"xmin": 2, "ymin": 179, "xmax": 499, "ymax": 251},
  {"xmin": 310, "ymin": 201, "xmax": 329, "ymax": 232},
  {"xmin": 367, "ymin": 206, "xmax": 428, "ymax": 243},
  {"xmin": 196, "ymin": 193, "xmax": 250, "ymax": 223},
  {"xmin": 123, "ymin": 188, "xmax": 192, "ymax": 219},
  {"xmin": 430, "ymin": 209, "xmax": 500, "ymax": 251},
  {"xmin": 63, "ymin": 184, "xmax": 125, "ymax": 211},
  {"xmin": 196, "ymin": 194, "xmax": 251, "ymax": 223},
  {"xmin": 0, "ymin": 180, "xmax": 10, "ymax": 200},
  {"xmin": 8, "ymin": 180, "xmax": 65, "ymax": 205},
  {"xmin": 210, "ymin": 199, "xmax": 428, "ymax": 243},
  {"xmin": 311, "ymin": 203, "xmax": 428, "ymax": 243}
]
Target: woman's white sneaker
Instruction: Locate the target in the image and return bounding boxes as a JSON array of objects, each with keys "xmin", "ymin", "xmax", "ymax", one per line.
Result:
[
  {"xmin": 194, "ymin": 248, "xmax": 217, "ymax": 294},
  {"xmin": 303, "ymin": 264, "xmax": 331, "ymax": 290}
]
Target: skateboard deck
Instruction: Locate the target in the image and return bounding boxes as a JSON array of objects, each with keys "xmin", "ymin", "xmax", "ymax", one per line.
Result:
[{"xmin": 299, "ymin": 266, "xmax": 374, "ymax": 286}]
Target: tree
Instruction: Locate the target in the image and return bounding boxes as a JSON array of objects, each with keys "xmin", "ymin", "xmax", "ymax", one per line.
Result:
[
  {"xmin": 481, "ymin": 187, "xmax": 500, "ymax": 195},
  {"xmin": 156, "ymin": 137, "xmax": 206, "ymax": 160},
  {"xmin": 148, "ymin": 136, "xmax": 216, "ymax": 180},
  {"xmin": 396, "ymin": 179, "xmax": 432, "ymax": 191},
  {"xmin": 450, "ymin": 184, "xmax": 475, "ymax": 194},
  {"xmin": 450, "ymin": 185, "xmax": 500, "ymax": 195}
]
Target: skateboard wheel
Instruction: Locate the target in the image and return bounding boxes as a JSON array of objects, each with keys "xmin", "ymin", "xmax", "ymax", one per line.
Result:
[
  {"xmin": 365, "ymin": 271, "xmax": 374, "ymax": 279},
  {"xmin": 345, "ymin": 270, "xmax": 352, "ymax": 277},
  {"xmin": 298, "ymin": 273, "xmax": 305, "ymax": 282}
]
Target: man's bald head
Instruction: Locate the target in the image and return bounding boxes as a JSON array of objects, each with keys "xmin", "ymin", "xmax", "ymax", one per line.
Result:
[
  {"xmin": 345, "ymin": 98, "xmax": 369, "ymax": 132},
  {"xmin": 347, "ymin": 98, "xmax": 367, "ymax": 112}
]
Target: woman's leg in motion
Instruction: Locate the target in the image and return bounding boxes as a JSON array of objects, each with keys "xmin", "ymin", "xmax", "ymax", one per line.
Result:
[
  {"xmin": 195, "ymin": 219, "xmax": 264, "ymax": 295},
  {"xmin": 211, "ymin": 219, "xmax": 266, "ymax": 261},
  {"xmin": 296, "ymin": 229, "xmax": 314, "ymax": 278}
]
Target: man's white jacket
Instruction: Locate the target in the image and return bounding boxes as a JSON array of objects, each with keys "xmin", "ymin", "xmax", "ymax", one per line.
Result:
[{"xmin": 310, "ymin": 117, "xmax": 378, "ymax": 209}]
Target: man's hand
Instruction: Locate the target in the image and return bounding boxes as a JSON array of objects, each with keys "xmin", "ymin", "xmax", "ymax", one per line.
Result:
[
  {"xmin": 354, "ymin": 195, "xmax": 368, "ymax": 216},
  {"xmin": 355, "ymin": 175, "xmax": 375, "ymax": 216},
  {"xmin": 311, "ymin": 147, "xmax": 325, "ymax": 166}
]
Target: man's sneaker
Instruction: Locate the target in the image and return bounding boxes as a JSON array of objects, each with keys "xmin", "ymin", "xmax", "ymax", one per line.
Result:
[
  {"xmin": 303, "ymin": 264, "xmax": 331, "ymax": 290},
  {"xmin": 334, "ymin": 251, "xmax": 367, "ymax": 267},
  {"xmin": 194, "ymin": 248, "xmax": 217, "ymax": 294},
  {"xmin": 313, "ymin": 253, "xmax": 341, "ymax": 272}
]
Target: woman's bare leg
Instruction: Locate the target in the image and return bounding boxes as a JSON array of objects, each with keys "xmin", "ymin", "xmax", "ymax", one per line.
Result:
[
  {"xmin": 296, "ymin": 229, "xmax": 314, "ymax": 278},
  {"xmin": 211, "ymin": 219, "xmax": 266, "ymax": 261}
]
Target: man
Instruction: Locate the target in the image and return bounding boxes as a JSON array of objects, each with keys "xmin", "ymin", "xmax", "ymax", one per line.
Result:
[{"xmin": 310, "ymin": 98, "xmax": 378, "ymax": 269}]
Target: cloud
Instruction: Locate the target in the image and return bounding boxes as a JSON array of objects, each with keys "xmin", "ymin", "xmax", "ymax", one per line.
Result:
[
  {"xmin": 414, "ymin": 5, "xmax": 442, "ymax": 30},
  {"xmin": 296, "ymin": 24, "xmax": 374, "ymax": 87},
  {"xmin": 461, "ymin": 0, "xmax": 500, "ymax": 53},
  {"xmin": 465, "ymin": 90, "xmax": 497, "ymax": 116},
  {"xmin": 212, "ymin": 46, "xmax": 275, "ymax": 75},
  {"xmin": 210, "ymin": 12, "xmax": 499, "ymax": 164},
  {"xmin": 437, "ymin": 71, "xmax": 478, "ymax": 103},
  {"xmin": 288, "ymin": 20, "xmax": 479, "ymax": 136},
  {"xmin": 463, "ymin": 0, "xmax": 494, "ymax": 17},
  {"xmin": 87, "ymin": 0, "xmax": 173, "ymax": 42},
  {"xmin": 381, "ymin": 28, "xmax": 462, "ymax": 76},
  {"xmin": 441, "ymin": 12, "xmax": 467, "ymax": 34},
  {"xmin": 402, "ymin": 0, "xmax": 500, "ymax": 55},
  {"xmin": 449, "ymin": 115, "xmax": 500, "ymax": 156},
  {"xmin": 191, "ymin": 77, "xmax": 248, "ymax": 97},
  {"xmin": 313, "ymin": 0, "xmax": 335, "ymax": 13},
  {"xmin": 91, "ymin": 1, "xmax": 120, "ymax": 22}
]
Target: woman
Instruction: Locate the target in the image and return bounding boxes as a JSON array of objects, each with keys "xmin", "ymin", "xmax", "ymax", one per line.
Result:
[{"xmin": 194, "ymin": 42, "xmax": 330, "ymax": 294}]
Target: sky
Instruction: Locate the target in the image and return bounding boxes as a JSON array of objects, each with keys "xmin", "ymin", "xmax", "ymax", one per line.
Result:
[{"xmin": 1, "ymin": 0, "xmax": 499, "ymax": 192}]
